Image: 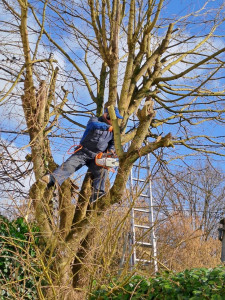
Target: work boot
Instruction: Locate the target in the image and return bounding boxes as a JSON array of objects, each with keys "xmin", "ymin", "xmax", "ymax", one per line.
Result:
[
  {"xmin": 90, "ymin": 190, "xmax": 106, "ymax": 204},
  {"xmin": 40, "ymin": 174, "xmax": 55, "ymax": 189}
]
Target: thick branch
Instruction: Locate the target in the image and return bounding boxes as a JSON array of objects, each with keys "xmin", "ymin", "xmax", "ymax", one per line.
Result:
[{"xmin": 108, "ymin": 105, "xmax": 124, "ymax": 158}]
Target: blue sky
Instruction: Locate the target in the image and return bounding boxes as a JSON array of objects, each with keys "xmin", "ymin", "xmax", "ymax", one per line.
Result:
[{"xmin": 1, "ymin": 0, "xmax": 225, "ymax": 184}]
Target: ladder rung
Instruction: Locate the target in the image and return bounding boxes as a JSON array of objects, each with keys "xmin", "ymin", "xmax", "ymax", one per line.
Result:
[
  {"xmin": 136, "ymin": 258, "xmax": 151, "ymax": 264},
  {"xmin": 140, "ymin": 193, "xmax": 148, "ymax": 197},
  {"xmin": 136, "ymin": 241, "xmax": 152, "ymax": 248},
  {"xmin": 134, "ymin": 224, "xmax": 151, "ymax": 229},
  {"xmin": 133, "ymin": 208, "xmax": 150, "ymax": 213},
  {"xmin": 132, "ymin": 178, "xmax": 145, "ymax": 182}
]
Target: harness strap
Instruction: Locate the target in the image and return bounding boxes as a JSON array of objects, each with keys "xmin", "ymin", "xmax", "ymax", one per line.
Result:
[{"xmin": 67, "ymin": 144, "xmax": 83, "ymax": 155}]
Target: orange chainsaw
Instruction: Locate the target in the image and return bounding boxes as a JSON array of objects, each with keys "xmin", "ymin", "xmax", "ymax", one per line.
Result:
[{"xmin": 95, "ymin": 152, "xmax": 119, "ymax": 170}]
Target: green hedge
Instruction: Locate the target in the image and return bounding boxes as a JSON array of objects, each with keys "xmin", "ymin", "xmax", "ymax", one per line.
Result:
[
  {"xmin": 0, "ymin": 216, "xmax": 40, "ymax": 299},
  {"xmin": 90, "ymin": 267, "xmax": 225, "ymax": 299}
]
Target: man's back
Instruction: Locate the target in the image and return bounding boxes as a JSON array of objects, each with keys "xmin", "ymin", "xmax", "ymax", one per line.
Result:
[{"xmin": 80, "ymin": 116, "xmax": 114, "ymax": 154}]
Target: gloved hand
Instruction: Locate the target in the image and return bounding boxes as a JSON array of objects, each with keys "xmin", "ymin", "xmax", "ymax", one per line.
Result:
[
  {"xmin": 108, "ymin": 149, "xmax": 117, "ymax": 157},
  {"xmin": 108, "ymin": 126, "xmax": 113, "ymax": 132}
]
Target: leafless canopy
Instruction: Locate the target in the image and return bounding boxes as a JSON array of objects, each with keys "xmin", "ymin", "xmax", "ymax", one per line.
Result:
[{"xmin": 0, "ymin": 0, "xmax": 225, "ymax": 297}]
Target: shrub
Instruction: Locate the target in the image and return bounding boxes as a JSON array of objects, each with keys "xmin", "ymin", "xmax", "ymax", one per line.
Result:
[
  {"xmin": 90, "ymin": 266, "xmax": 225, "ymax": 299},
  {"xmin": 0, "ymin": 216, "xmax": 41, "ymax": 299}
]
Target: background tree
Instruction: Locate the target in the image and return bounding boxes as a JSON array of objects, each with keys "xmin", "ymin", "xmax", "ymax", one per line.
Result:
[
  {"xmin": 0, "ymin": 0, "xmax": 225, "ymax": 298},
  {"xmin": 153, "ymin": 161, "xmax": 225, "ymax": 238}
]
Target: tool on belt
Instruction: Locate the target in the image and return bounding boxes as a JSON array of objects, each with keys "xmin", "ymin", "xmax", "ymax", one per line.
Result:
[{"xmin": 95, "ymin": 152, "xmax": 119, "ymax": 170}]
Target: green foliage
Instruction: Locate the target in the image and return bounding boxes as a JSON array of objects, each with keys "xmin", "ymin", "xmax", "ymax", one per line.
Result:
[
  {"xmin": 0, "ymin": 215, "xmax": 41, "ymax": 299},
  {"xmin": 90, "ymin": 267, "xmax": 225, "ymax": 299}
]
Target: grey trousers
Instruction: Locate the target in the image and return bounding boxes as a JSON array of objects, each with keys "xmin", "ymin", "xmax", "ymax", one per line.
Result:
[{"xmin": 51, "ymin": 149, "xmax": 107, "ymax": 192}]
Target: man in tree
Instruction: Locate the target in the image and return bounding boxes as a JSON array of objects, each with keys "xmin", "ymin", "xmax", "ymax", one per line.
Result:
[{"xmin": 41, "ymin": 106, "xmax": 123, "ymax": 203}]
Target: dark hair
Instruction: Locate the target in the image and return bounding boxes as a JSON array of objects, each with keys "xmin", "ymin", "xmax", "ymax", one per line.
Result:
[{"xmin": 106, "ymin": 114, "xmax": 110, "ymax": 120}]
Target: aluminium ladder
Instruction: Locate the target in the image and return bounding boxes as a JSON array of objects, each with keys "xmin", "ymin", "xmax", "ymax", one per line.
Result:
[{"xmin": 129, "ymin": 153, "xmax": 158, "ymax": 272}]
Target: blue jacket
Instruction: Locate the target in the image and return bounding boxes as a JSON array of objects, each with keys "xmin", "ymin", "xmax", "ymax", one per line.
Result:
[{"xmin": 80, "ymin": 116, "xmax": 114, "ymax": 154}]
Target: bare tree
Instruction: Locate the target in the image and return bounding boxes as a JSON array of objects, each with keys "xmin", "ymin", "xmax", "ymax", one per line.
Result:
[
  {"xmin": 1, "ymin": 0, "xmax": 225, "ymax": 297},
  {"xmin": 153, "ymin": 161, "xmax": 225, "ymax": 238}
]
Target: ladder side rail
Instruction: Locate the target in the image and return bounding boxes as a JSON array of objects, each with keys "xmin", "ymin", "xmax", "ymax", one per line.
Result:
[
  {"xmin": 147, "ymin": 153, "xmax": 158, "ymax": 272},
  {"xmin": 129, "ymin": 166, "xmax": 137, "ymax": 269}
]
